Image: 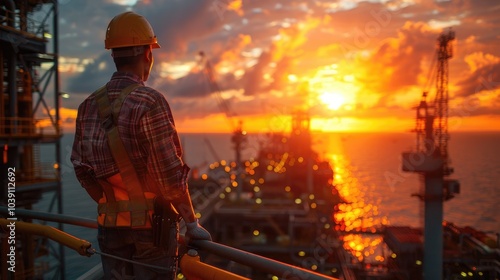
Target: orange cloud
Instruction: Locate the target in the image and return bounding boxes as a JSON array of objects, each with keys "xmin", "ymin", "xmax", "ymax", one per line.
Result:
[
  {"xmin": 227, "ymin": 0, "xmax": 243, "ymax": 16},
  {"xmin": 464, "ymin": 52, "xmax": 500, "ymax": 72},
  {"xmin": 44, "ymin": 107, "xmax": 79, "ymax": 133},
  {"xmin": 357, "ymin": 21, "xmax": 439, "ymax": 94},
  {"xmin": 218, "ymin": 34, "xmax": 252, "ymax": 69}
]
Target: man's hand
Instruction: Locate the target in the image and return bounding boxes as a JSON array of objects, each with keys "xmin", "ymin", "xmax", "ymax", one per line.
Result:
[{"xmin": 185, "ymin": 219, "xmax": 212, "ymax": 241}]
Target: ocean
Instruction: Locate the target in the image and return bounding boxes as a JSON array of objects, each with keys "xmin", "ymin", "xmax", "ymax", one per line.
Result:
[{"xmin": 34, "ymin": 132, "xmax": 500, "ymax": 279}]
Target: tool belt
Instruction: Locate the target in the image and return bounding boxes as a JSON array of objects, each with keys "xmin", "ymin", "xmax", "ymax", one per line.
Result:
[{"xmin": 152, "ymin": 197, "xmax": 180, "ymax": 256}]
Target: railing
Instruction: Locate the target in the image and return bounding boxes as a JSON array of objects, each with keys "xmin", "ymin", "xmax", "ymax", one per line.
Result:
[
  {"xmin": 190, "ymin": 239, "xmax": 336, "ymax": 280},
  {"xmin": 16, "ymin": 162, "xmax": 59, "ymax": 184},
  {"xmin": 479, "ymin": 259, "xmax": 500, "ymax": 276},
  {"xmin": 0, "ymin": 117, "xmax": 61, "ymax": 138},
  {"xmin": 0, "ymin": 219, "xmax": 92, "ymax": 256},
  {"xmin": 0, "ymin": 7, "xmax": 48, "ymax": 39},
  {"xmin": 0, "ymin": 206, "xmax": 339, "ymax": 280}
]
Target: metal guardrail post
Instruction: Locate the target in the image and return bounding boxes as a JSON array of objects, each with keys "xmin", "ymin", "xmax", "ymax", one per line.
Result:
[{"xmin": 190, "ymin": 240, "xmax": 338, "ymax": 280}]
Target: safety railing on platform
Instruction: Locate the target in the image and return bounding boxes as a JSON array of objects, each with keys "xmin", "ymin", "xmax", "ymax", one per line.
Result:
[
  {"xmin": 0, "ymin": 7, "xmax": 49, "ymax": 39},
  {"xmin": 0, "ymin": 117, "xmax": 61, "ymax": 138},
  {"xmin": 0, "ymin": 206, "xmax": 338, "ymax": 280}
]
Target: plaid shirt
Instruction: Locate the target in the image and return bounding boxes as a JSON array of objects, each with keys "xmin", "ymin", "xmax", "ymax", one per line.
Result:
[{"xmin": 71, "ymin": 72, "xmax": 188, "ymax": 201}]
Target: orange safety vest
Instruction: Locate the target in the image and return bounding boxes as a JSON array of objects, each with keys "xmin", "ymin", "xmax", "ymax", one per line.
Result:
[{"xmin": 95, "ymin": 84, "xmax": 156, "ymax": 228}]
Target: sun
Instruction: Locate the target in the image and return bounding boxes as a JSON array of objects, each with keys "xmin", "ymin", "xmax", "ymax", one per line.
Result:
[{"xmin": 319, "ymin": 91, "xmax": 346, "ymax": 110}]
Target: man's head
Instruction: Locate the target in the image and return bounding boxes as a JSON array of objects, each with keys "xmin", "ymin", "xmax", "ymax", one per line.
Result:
[{"xmin": 105, "ymin": 12, "xmax": 160, "ymax": 81}]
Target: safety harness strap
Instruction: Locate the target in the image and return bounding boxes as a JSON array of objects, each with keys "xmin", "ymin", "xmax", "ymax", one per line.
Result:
[
  {"xmin": 95, "ymin": 83, "xmax": 151, "ymax": 227},
  {"xmin": 96, "ymin": 178, "xmax": 119, "ymax": 226}
]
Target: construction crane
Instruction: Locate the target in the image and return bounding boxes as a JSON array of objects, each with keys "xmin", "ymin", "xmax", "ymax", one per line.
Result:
[
  {"xmin": 198, "ymin": 51, "xmax": 247, "ymax": 199},
  {"xmin": 413, "ymin": 30, "xmax": 456, "ymax": 175},
  {"xmin": 401, "ymin": 30, "xmax": 460, "ymax": 280}
]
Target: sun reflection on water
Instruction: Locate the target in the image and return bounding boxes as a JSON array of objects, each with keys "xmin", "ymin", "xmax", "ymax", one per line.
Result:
[{"xmin": 328, "ymin": 152, "xmax": 390, "ymax": 265}]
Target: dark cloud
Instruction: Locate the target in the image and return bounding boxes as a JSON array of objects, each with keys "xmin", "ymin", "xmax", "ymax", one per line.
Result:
[
  {"xmin": 135, "ymin": 0, "xmax": 231, "ymax": 56},
  {"xmin": 63, "ymin": 0, "xmax": 244, "ymax": 101},
  {"xmin": 456, "ymin": 62, "xmax": 500, "ymax": 97},
  {"xmin": 243, "ymin": 49, "xmax": 273, "ymax": 96},
  {"xmin": 267, "ymin": 56, "xmax": 292, "ymax": 90},
  {"xmin": 155, "ymin": 70, "xmax": 238, "ymax": 99},
  {"xmin": 160, "ymin": 72, "xmax": 210, "ymax": 98},
  {"xmin": 66, "ymin": 52, "xmax": 115, "ymax": 94},
  {"xmin": 58, "ymin": 1, "xmax": 126, "ymax": 57}
]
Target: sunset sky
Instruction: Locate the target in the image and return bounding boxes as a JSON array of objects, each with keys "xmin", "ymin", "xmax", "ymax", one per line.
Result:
[{"xmin": 54, "ymin": 0, "xmax": 500, "ymax": 133}]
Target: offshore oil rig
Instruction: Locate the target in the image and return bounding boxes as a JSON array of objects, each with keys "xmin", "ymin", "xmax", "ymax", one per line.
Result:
[
  {"xmin": 0, "ymin": 0, "xmax": 64, "ymax": 279},
  {"xmin": 390, "ymin": 30, "xmax": 499, "ymax": 280}
]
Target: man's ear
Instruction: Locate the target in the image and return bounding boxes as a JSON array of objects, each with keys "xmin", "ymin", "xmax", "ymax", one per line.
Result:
[{"xmin": 144, "ymin": 46, "xmax": 153, "ymax": 63}]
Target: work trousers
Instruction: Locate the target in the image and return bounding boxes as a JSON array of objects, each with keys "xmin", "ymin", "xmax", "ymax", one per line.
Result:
[{"xmin": 97, "ymin": 226, "xmax": 177, "ymax": 279}]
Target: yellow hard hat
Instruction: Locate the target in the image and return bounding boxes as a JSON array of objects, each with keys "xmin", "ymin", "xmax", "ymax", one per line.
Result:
[{"xmin": 105, "ymin": 11, "xmax": 160, "ymax": 49}]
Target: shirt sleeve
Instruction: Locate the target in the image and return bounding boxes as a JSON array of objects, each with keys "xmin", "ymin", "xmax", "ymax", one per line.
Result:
[
  {"xmin": 71, "ymin": 103, "xmax": 101, "ymax": 193},
  {"xmin": 140, "ymin": 93, "xmax": 188, "ymax": 201}
]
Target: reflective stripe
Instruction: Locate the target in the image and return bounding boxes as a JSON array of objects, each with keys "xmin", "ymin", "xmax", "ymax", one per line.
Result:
[
  {"xmin": 97, "ymin": 192, "xmax": 156, "ymax": 228},
  {"xmin": 98, "ymin": 198, "xmax": 155, "ymax": 214}
]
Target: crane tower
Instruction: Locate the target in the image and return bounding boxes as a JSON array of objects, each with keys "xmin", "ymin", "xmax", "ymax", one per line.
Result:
[
  {"xmin": 199, "ymin": 52, "xmax": 247, "ymax": 200},
  {"xmin": 401, "ymin": 30, "xmax": 460, "ymax": 280}
]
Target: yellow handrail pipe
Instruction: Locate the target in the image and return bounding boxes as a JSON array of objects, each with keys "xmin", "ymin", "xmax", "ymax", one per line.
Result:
[
  {"xmin": 0, "ymin": 219, "xmax": 92, "ymax": 256},
  {"xmin": 180, "ymin": 249, "xmax": 250, "ymax": 280}
]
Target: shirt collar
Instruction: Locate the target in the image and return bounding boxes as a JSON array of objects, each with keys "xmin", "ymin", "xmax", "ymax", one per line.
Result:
[{"xmin": 110, "ymin": 71, "xmax": 145, "ymax": 85}]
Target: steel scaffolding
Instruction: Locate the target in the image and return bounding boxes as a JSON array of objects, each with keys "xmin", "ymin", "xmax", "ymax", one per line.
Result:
[{"xmin": 0, "ymin": 0, "xmax": 64, "ymax": 278}]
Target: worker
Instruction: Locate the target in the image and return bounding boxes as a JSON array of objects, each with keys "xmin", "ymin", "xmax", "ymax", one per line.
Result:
[{"xmin": 71, "ymin": 11, "xmax": 211, "ymax": 279}]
